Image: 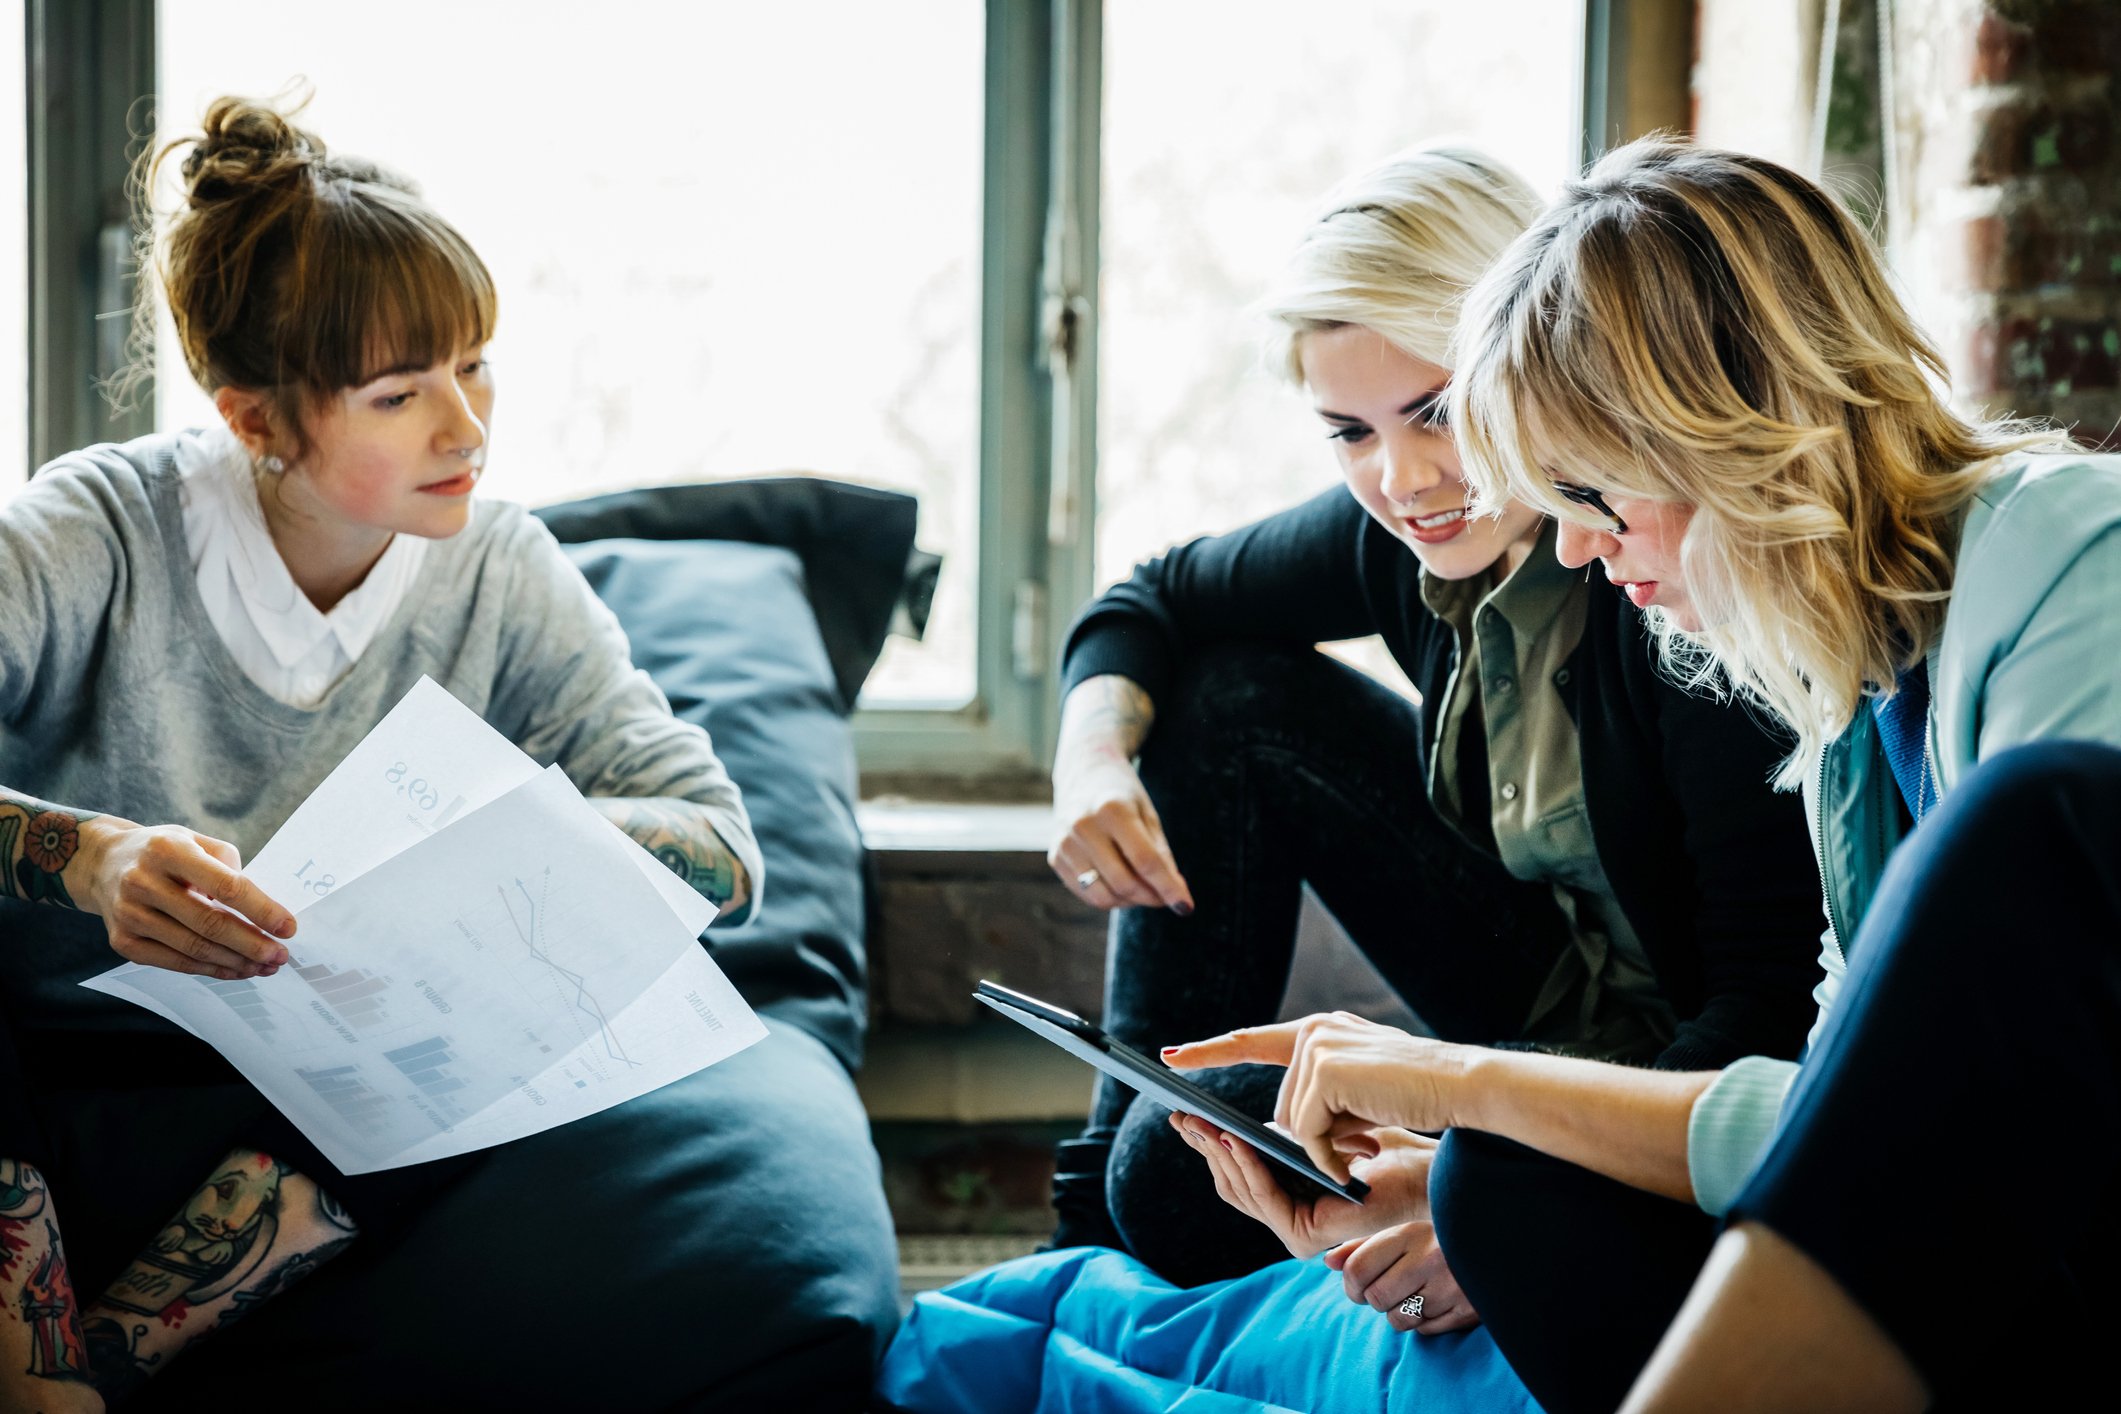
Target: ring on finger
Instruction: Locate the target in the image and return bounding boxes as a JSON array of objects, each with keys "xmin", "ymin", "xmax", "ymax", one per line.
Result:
[
  {"xmin": 1396, "ymin": 1294, "xmax": 1424, "ymax": 1321},
  {"xmin": 1075, "ymin": 868, "xmax": 1100, "ymax": 892}
]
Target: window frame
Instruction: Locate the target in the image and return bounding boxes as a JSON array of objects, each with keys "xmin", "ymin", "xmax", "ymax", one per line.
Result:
[
  {"xmin": 28, "ymin": 0, "xmax": 1621, "ymax": 796},
  {"xmin": 26, "ymin": 0, "xmax": 155, "ymax": 468},
  {"xmin": 851, "ymin": 0, "xmax": 1100, "ymax": 795}
]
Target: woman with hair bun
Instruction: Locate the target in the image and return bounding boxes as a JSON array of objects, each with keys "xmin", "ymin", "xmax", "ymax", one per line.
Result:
[
  {"xmin": 1041, "ymin": 144, "xmax": 1823, "ymax": 1331},
  {"xmin": 0, "ymin": 96, "xmax": 890, "ymax": 1408},
  {"xmin": 1169, "ymin": 137, "xmax": 2121, "ymax": 1412}
]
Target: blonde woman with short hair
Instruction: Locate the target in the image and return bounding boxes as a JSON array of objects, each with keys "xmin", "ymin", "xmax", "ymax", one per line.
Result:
[
  {"xmin": 1043, "ymin": 145, "xmax": 1822, "ymax": 1341},
  {"xmin": 1169, "ymin": 137, "xmax": 2121, "ymax": 1413}
]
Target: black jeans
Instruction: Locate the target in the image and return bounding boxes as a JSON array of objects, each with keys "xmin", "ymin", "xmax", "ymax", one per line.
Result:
[
  {"xmin": 1734, "ymin": 740, "xmax": 2121, "ymax": 1404},
  {"xmin": 1430, "ymin": 1130, "xmax": 1715, "ymax": 1414},
  {"xmin": 1434, "ymin": 741, "xmax": 2121, "ymax": 1413},
  {"xmin": 1080, "ymin": 644, "xmax": 1573, "ymax": 1288}
]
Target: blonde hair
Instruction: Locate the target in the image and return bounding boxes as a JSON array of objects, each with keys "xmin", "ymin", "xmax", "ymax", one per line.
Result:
[
  {"xmin": 1257, "ymin": 144, "xmax": 1544, "ymax": 382},
  {"xmin": 122, "ymin": 92, "xmax": 497, "ymax": 457},
  {"xmin": 1449, "ymin": 136, "xmax": 2071, "ymax": 785}
]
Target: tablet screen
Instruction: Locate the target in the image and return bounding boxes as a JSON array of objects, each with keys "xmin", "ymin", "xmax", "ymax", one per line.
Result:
[{"xmin": 975, "ymin": 982, "xmax": 1369, "ymax": 1204}]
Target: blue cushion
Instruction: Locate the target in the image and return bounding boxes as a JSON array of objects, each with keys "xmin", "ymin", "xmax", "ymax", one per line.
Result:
[
  {"xmin": 536, "ymin": 477, "xmax": 925, "ymax": 711},
  {"xmin": 876, "ymin": 1248, "xmax": 1541, "ymax": 1414},
  {"xmin": 563, "ymin": 537, "xmax": 869, "ymax": 1070}
]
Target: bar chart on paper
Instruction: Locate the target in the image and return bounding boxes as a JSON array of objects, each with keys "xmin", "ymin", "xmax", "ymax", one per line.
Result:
[
  {"xmin": 382, "ymin": 1036, "xmax": 473, "ymax": 1122},
  {"xmin": 200, "ymin": 976, "xmax": 287, "ymax": 1041},
  {"xmin": 293, "ymin": 962, "xmax": 401, "ymax": 1030},
  {"xmin": 296, "ymin": 1062, "xmax": 395, "ymax": 1135},
  {"xmin": 289, "ymin": 1036, "xmax": 477, "ymax": 1136}
]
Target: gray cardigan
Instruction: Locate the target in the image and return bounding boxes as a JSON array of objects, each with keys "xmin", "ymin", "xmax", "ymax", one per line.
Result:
[{"xmin": 0, "ymin": 431, "xmax": 760, "ymax": 1031}]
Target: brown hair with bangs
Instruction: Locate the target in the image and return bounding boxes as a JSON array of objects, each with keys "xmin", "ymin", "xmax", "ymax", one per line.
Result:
[
  {"xmin": 125, "ymin": 93, "xmax": 497, "ymax": 457},
  {"xmin": 1448, "ymin": 136, "xmax": 2071, "ymax": 786}
]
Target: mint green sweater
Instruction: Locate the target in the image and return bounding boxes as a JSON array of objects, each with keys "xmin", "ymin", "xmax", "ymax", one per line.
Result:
[
  {"xmin": 1688, "ymin": 453, "xmax": 2121, "ymax": 1213},
  {"xmin": 0, "ymin": 433, "xmax": 761, "ymax": 1033}
]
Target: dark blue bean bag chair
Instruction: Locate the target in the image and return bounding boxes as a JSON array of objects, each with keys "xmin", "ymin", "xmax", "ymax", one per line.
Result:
[
  {"xmin": 70, "ymin": 482, "xmax": 916, "ymax": 1410},
  {"xmin": 876, "ymin": 1247, "xmax": 1541, "ymax": 1414}
]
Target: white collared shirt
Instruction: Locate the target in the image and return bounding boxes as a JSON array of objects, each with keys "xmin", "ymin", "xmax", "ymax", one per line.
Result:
[{"xmin": 175, "ymin": 426, "xmax": 427, "ymax": 709}]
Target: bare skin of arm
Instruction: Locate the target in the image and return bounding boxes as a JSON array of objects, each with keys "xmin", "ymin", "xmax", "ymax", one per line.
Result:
[
  {"xmin": 590, "ymin": 797, "xmax": 754, "ymax": 926},
  {"xmin": 1047, "ymin": 674, "xmax": 1193, "ymax": 913}
]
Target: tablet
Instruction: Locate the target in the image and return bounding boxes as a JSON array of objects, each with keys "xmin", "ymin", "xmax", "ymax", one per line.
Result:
[{"xmin": 975, "ymin": 980, "xmax": 1369, "ymax": 1205}]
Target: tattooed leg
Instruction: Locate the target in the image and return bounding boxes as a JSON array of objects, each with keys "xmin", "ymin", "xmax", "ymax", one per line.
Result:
[
  {"xmin": 592, "ymin": 797, "xmax": 753, "ymax": 925},
  {"xmin": 80, "ymin": 1150, "xmax": 356, "ymax": 1403},
  {"xmin": 0, "ymin": 1159, "xmax": 102, "ymax": 1412}
]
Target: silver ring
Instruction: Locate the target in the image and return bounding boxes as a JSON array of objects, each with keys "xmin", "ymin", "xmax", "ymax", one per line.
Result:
[
  {"xmin": 1397, "ymin": 1294, "xmax": 1424, "ymax": 1321},
  {"xmin": 1075, "ymin": 869, "xmax": 1100, "ymax": 892}
]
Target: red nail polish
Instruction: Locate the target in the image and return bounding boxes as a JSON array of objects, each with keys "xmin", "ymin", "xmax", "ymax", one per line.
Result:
[
  {"xmin": 1160, "ymin": 1046, "xmax": 1179, "ymax": 1057},
  {"xmin": 1219, "ymin": 1136, "xmax": 1233, "ymax": 1151}
]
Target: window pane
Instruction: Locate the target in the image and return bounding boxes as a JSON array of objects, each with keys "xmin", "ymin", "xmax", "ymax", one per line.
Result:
[
  {"xmin": 1, "ymin": 0, "xmax": 24, "ymax": 484},
  {"xmin": 1097, "ymin": 1, "xmax": 1581, "ymax": 587},
  {"xmin": 155, "ymin": 0, "xmax": 984, "ymax": 705}
]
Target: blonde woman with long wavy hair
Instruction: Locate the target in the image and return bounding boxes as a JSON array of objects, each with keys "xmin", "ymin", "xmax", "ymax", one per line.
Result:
[
  {"xmin": 1041, "ymin": 143, "xmax": 1823, "ymax": 1357},
  {"xmin": 1166, "ymin": 137, "xmax": 2121, "ymax": 1413}
]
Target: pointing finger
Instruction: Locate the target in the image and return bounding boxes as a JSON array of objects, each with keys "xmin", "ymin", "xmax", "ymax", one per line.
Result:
[{"xmin": 1161, "ymin": 1022, "xmax": 1302, "ymax": 1071}]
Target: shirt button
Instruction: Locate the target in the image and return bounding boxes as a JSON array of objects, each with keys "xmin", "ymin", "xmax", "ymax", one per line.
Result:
[
  {"xmin": 1500, "ymin": 782, "xmax": 1520, "ymax": 801},
  {"xmin": 1493, "ymin": 675, "xmax": 1514, "ymax": 693},
  {"xmin": 1554, "ymin": 668, "xmax": 1572, "ymax": 687}
]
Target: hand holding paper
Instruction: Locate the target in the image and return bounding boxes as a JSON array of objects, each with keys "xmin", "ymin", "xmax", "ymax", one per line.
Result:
[
  {"xmin": 84, "ymin": 677, "xmax": 764, "ymax": 1174},
  {"xmin": 73, "ymin": 819, "xmax": 296, "ymax": 980}
]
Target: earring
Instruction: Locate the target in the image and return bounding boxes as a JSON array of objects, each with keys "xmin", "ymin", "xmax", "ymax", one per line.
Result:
[{"xmin": 260, "ymin": 455, "xmax": 286, "ymax": 474}]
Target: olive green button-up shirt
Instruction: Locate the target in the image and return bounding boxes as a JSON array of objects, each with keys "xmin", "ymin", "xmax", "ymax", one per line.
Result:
[{"xmin": 1421, "ymin": 524, "xmax": 1676, "ymax": 1060}]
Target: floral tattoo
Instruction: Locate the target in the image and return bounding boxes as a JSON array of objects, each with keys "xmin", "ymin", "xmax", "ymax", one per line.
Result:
[{"xmin": 0, "ymin": 796, "xmax": 95, "ymax": 908}]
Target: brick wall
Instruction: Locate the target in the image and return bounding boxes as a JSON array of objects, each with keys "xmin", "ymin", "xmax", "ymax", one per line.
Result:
[{"xmin": 1894, "ymin": 0, "xmax": 2121, "ymax": 445}]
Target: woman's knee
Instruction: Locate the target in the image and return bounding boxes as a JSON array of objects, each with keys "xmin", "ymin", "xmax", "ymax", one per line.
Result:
[
  {"xmin": 1875, "ymin": 739, "xmax": 2121, "ymax": 930},
  {"xmin": 1429, "ymin": 1129, "xmax": 1544, "ymax": 1269},
  {"xmin": 1140, "ymin": 645, "xmax": 1386, "ymax": 778},
  {"xmin": 1106, "ymin": 1067, "xmax": 1291, "ymax": 1286},
  {"xmin": 1950, "ymin": 740, "xmax": 2121, "ymax": 824}
]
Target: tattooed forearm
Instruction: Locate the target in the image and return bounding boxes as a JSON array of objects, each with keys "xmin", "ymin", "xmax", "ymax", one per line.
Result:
[
  {"xmin": 1056, "ymin": 674, "xmax": 1157, "ymax": 768},
  {"xmin": 21, "ymin": 1222, "xmax": 91, "ymax": 1386},
  {"xmin": 0, "ymin": 1158, "xmax": 45, "ymax": 1226},
  {"xmin": 0, "ymin": 1160, "xmax": 97, "ymax": 1407},
  {"xmin": 95, "ymin": 1153, "xmax": 291, "ymax": 1324},
  {"xmin": 82, "ymin": 1149, "xmax": 358, "ymax": 1399},
  {"xmin": 0, "ymin": 791, "xmax": 101, "ymax": 910},
  {"xmin": 592, "ymin": 797, "xmax": 753, "ymax": 925}
]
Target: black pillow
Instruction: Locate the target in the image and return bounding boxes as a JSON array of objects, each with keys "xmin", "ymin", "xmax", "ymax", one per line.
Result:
[
  {"xmin": 563, "ymin": 537, "xmax": 867, "ymax": 1071},
  {"xmin": 535, "ymin": 478, "xmax": 927, "ymax": 712}
]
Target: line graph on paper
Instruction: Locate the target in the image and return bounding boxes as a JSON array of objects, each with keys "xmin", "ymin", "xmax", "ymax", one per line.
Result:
[{"xmin": 498, "ymin": 870, "xmax": 643, "ymax": 1071}]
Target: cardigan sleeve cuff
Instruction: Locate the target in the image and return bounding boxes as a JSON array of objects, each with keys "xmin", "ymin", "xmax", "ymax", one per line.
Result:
[
  {"xmin": 1686, "ymin": 1055, "xmax": 1800, "ymax": 1216},
  {"xmin": 1058, "ymin": 615, "xmax": 1175, "ymax": 704}
]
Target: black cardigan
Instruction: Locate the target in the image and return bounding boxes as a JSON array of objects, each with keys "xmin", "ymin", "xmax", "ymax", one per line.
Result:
[{"xmin": 1061, "ymin": 488, "xmax": 1824, "ymax": 1072}]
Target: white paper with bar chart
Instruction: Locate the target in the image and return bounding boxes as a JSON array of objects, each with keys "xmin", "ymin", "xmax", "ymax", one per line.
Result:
[{"xmin": 79, "ymin": 679, "xmax": 765, "ymax": 1174}]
